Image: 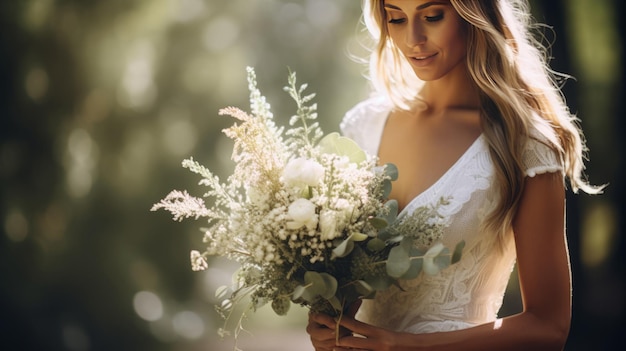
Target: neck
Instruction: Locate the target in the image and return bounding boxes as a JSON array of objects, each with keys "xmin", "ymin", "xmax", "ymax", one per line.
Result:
[{"xmin": 417, "ymin": 64, "xmax": 480, "ymax": 113}]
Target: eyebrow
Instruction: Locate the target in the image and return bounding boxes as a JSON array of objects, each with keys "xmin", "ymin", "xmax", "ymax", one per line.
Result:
[{"xmin": 384, "ymin": 1, "xmax": 449, "ymax": 11}]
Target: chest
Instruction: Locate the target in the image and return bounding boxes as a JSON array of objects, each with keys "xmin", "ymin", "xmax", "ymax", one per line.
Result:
[{"xmin": 377, "ymin": 110, "xmax": 481, "ymax": 211}]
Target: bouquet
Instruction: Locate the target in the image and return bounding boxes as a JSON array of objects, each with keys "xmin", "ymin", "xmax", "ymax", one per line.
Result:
[{"xmin": 152, "ymin": 67, "xmax": 464, "ymax": 347}]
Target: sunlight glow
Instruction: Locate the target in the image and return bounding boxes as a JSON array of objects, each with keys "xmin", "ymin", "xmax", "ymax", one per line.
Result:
[
  {"xmin": 581, "ymin": 201, "xmax": 617, "ymax": 268},
  {"xmin": 4, "ymin": 208, "xmax": 28, "ymax": 242},
  {"xmin": 24, "ymin": 66, "xmax": 49, "ymax": 102},
  {"xmin": 203, "ymin": 16, "xmax": 240, "ymax": 52},
  {"xmin": 118, "ymin": 42, "xmax": 158, "ymax": 111},
  {"xmin": 133, "ymin": 291, "xmax": 164, "ymax": 322},
  {"xmin": 65, "ymin": 128, "xmax": 98, "ymax": 198},
  {"xmin": 172, "ymin": 310, "xmax": 205, "ymax": 339}
]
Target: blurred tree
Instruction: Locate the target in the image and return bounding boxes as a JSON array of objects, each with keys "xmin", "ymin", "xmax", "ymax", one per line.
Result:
[{"xmin": 0, "ymin": 0, "xmax": 622, "ymax": 350}]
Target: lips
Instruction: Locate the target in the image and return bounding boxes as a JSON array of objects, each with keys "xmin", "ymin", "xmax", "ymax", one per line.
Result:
[
  {"xmin": 407, "ymin": 52, "xmax": 438, "ymax": 67},
  {"xmin": 409, "ymin": 53, "xmax": 437, "ymax": 60}
]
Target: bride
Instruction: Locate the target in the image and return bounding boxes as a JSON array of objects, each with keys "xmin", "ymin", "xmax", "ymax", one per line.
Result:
[{"xmin": 306, "ymin": 0, "xmax": 602, "ymax": 350}]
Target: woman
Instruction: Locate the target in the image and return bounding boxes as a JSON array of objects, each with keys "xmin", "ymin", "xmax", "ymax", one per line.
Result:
[{"xmin": 306, "ymin": 0, "xmax": 602, "ymax": 350}]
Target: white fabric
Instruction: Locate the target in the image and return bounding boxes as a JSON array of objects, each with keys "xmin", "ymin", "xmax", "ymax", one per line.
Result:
[{"xmin": 340, "ymin": 96, "xmax": 563, "ymax": 334}]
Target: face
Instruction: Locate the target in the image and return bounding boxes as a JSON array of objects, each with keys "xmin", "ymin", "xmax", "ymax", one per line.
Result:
[{"xmin": 383, "ymin": 0, "xmax": 468, "ymax": 82}]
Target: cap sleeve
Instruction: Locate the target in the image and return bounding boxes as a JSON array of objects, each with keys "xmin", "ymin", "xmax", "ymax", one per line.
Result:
[
  {"xmin": 339, "ymin": 95, "xmax": 392, "ymax": 157},
  {"xmin": 523, "ymin": 133, "xmax": 564, "ymax": 177}
]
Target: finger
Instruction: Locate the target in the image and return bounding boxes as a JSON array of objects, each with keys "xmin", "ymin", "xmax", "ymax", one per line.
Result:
[
  {"xmin": 336, "ymin": 334, "xmax": 372, "ymax": 350},
  {"xmin": 337, "ymin": 315, "xmax": 375, "ymax": 338},
  {"xmin": 309, "ymin": 312, "xmax": 337, "ymax": 329}
]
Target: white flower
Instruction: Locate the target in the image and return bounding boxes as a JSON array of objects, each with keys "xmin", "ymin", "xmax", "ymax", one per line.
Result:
[
  {"xmin": 282, "ymin": 157, "xmax": 325, "ymax": 187},
  {"xmin": 190, "ymin": 250, "xmax": 208, "ymax": 271},
  {"xmin": 286, "ymin": 198, "xmax": 318, "ymax": 230},
  {"xmin": 246, "ymin": 185, "xmax": 267, "ymax": 207},
  {"xmin": 319, "ymin": 209, "xmax": 339, "ymax": 241}
]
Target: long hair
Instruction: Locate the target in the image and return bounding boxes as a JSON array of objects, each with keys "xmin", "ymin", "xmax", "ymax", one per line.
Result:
[{"xmin": 362, "ymin": 0, "xmax": 602, "ymax": 247}]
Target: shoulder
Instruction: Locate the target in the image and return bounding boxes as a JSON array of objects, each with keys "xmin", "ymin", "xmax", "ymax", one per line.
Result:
[
  {"xmin": 339, "ymin": 95, "xmax": 393, "ymax": 155},
  {"xmin": 340, "ymin": 94, "xmax": 393, "ymax": 137},
  {"xmin": 522, "ymin": 122, "xmax": 564, "ymax": 178}
]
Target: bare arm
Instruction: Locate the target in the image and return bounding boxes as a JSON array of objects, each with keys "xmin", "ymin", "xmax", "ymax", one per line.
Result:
[{"xmin": 315, "ymin": 172, "xmax": 571, "ymax": 351}]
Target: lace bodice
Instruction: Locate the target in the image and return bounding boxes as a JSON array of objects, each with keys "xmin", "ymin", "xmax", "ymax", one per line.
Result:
[{"xmin": 340, "ymin": 96, "xmax": 563, "ymax": 334}]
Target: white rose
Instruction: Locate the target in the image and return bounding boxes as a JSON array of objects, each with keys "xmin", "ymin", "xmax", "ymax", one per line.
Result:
[
  {"xmin": 319, "ymin": 209, "xmax": 339, "ymax": 241},
  {"xmin": 282, "ymin": 157, "xmax": 325, "ymax": 187},
  {"xmin": 286, "ymin": 198, "xmax": 318, "ymax": 230}
]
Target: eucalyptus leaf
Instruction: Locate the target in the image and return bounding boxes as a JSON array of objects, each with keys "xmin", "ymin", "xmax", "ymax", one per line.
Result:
[
  {"xmin": 350, "ymin": 232, "xmax": 369, "ymax": 242},
  {"xmin": 384, "ymin": 163, "xmax": 399, "ymax": 181},
  {"xmin": 434, "ymin": 254, "xmax": 451, "ymax": 271},
  {"xmin": 367, "ymin": 238, "xmax": 386, "ymax": 252},
  {"xmin": 423, "ymin": 257, "xmax": 440, "ymax": 276},
  {"xmin": 369, "ymin": 217, "xmax": 388, "ymax": 230},
  {"xmin": 332, "ymin": 237, "xmax": 355, "ymax": 259},
  {"xmin": 328, "ymin": 296, "xmax": 342, "ymax": 311},
  {"xmin": 319, "ymin": 273, "xmax": 338, "ymax": 299},
  {"xmin": 423, "ymin": 243, "xmax": 446, "ymax": 275},
  {"xmin": 365, "ymin": 275, "xmax": 394, "ymax": 291},
  {"xmin": 401, "ymin": 256, "xmax": 423, "ymax": 279},
  {"xmin": 304, "ymin": 271, "xmax": 327, "ymax": 296},
  {"xmin": 452, "ymin": 240, "xmax": 466, "ymax": 264},
  {"xmin": 387, "ymin": 245, "xmax": 411, "ymax": 278},
  {"xmin": 384, "ymin": 200, "xmax": 399, "ymax": 223},
  {"xmin": 293, "ymin": 285, "xmax": 315, "ymax": 303},
  {"xmin": 381, "ymin": 179, "xmax": 392, "ymax": 199},
  {"xmin": 318, "ymin": 132, "xmax": 366, "ymax": 164}
]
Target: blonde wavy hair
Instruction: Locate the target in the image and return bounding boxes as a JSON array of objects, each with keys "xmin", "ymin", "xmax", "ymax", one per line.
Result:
[{"xmin": 362, "ymin": 0, "xmax": 601, "ymax": 246}]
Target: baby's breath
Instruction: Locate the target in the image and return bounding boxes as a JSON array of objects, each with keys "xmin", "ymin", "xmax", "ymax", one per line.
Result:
[{"xmin": 152, "ymin": 67, "xmax": 459, "ymax": 350}]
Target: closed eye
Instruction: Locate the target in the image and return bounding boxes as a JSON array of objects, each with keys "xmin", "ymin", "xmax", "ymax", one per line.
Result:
[
  {"xmin": 425, "ymin": 14, "xmax": 444, "ymax": 22},
  {"xmin": 388, "ymin": 18, "xmax": 407, "ymax": 24}
]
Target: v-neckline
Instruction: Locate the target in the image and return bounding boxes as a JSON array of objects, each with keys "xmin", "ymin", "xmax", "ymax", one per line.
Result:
[{"xmin": 373, "ymin": 112, "xmax": 485, "ymax": 215}]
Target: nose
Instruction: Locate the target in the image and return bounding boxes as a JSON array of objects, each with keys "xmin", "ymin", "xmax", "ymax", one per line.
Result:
[{"xmin": 405, "ymin": 21, "xmax": 426, "ymax": 47}]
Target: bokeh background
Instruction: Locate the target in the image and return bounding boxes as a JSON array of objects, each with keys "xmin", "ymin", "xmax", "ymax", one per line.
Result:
[{"xmin": 0, "ymin": 0, "xmax": 623, "ymax": 350}]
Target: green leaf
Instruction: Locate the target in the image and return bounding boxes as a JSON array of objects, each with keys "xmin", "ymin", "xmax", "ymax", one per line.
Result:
[
  {"xmin": 292, "ymin": 285, "xmax": 314, "ymax": 302},
  {"xmin": 387, "ymin": 245, "xmax": 411, "ymax": 278},
  {"xmin": 367, "ymin": 238, "xmax": 386, "ymax": 252},
  {"xmin": 319, "ymin": 273, "xmax": 338, "ymax": 299},
  {"xmin": 402, "ymin": 247, "xmax": 425, "ymax": 280},
  {"xmin": 318, "ymin": 132, "xmax": 366, "ymax": 164},
  {"xmin": 332, "ymin": 237, "xmax": 355, "ymax": 259},
  {"xmin": 434, "ymin": 253, "xmax": 451, "ymax": 271},
  {"xmin": 369, "ymin": 217, "xmax": 388, "ymax": 230},
  {"xmin": 384, "ymin": 163, "xmax": 399, "ymax": 181},
  {"xmin": 381, "ymin": 179, "xmax": 392, "ymax": 199},
  {"xmin": 383, "ymin": 200, "xmax": 399, "ymax": 223},
  {"xmin": 304, "ymin": 271, "xmax": 327, "ymax": 296},
  {"xmin": 365, "ymin": 275, "xmax": 394, "ymax": 291},
  {"xmin": 349, "ymin": 232, "xmax": 369, "ymax": 242},
  {"xmin": 423, "ymin": 243, "xmax": 446, "ymax": 275},
  {"xmin": 452, "ymin": 240, "xmax": 465, "ymax": 264},
  {"xmin": 328, "ymin": 296, "xmax": 342, "ymax": 311}
]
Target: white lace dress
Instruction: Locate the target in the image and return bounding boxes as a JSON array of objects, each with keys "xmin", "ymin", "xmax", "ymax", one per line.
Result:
[{"xmin": 340, "ymin": 96, "xmax": 563, "ymax": 334}]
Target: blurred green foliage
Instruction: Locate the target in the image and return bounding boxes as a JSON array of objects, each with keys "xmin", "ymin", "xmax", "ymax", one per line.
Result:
[{"xmin": 0, "ymin": 1, "xmax": 623, "ymax": 350}]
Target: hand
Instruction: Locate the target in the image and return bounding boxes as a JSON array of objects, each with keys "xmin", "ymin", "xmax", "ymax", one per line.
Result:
[
  {"xmin": 306, "ymin": 300, "xmax": 362, "ymax": 351},
  {"xmin": 334, "ymin": 314, "xmax": 400, "ymax": 351}
]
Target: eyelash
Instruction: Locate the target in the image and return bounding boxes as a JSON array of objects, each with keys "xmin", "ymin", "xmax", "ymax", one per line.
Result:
[
  {"xmin": 387, "ymin": 14, "xmax": 444, "ymax": 24},
  {"xmin": 426, "ymin": 14, "xmax": 444, "ymax": 22}
]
